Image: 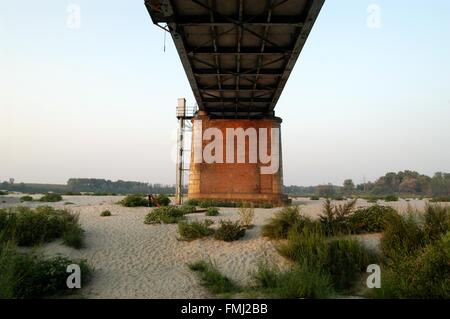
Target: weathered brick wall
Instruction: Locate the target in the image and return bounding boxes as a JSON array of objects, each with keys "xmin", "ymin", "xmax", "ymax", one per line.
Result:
[{"xmin": 188, "ymin": 113, "xmax": 286, "ymax": 205}]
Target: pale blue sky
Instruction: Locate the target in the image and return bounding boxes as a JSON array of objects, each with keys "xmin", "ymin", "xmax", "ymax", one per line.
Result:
[{"xmin": 1, "ymin": 0, "xmax": 450, "ymax": 186}]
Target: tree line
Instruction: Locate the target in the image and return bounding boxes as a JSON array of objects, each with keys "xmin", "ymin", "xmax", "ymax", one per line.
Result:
[{"xmin": 284, "ymin": 171, "xmax": 450, "ymax": 197}]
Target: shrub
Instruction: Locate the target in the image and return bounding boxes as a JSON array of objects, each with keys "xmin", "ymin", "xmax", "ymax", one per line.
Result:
[
  {"xmin": 261, "ymin": 206, "xmax": 314, "ymax": 240},
  {"xmin": 62, "ymin": 222, "xmax": 84, "ymax": 249},
  {"xmin": 144, "ymin": 206, "xmax": 186, "ymax": 224},
  {"xmin": 309, "ymin": 196, "xmax": 320, "ymax": 200},
  {"xmin": 319, "ymin": 199, "xmax": 357, "ymax": 236},
  {"xmin": 199, "ymin": 200, "xmax": 238, "ymax": 208},
  {"xmin": 0, "ymin": 244, "xmax": 92, "ymax": 298},
  {"xmin": 188, "ymin": 260, "xmax": 241, "ymax": 295},
  {"xmin": 185, "ymin": 199, "xmax": 200, "ymax": 206},
  {"xmin": 119, "ymin": 195, "xmax": 149, "ymax": 207},
  {"xmin": 384, "ymin": 195, "xmax": 399, "ymax": 202},
  {"xmin": 100, "ymin": 210, "xmax": 112, "ymax": 217},
  {"xmin": 156, "ymin": 194, "xmax": 170, "ymax": 206},
  {"xmin": 0, "ymin": 206, "xmax": 84, "ymax": 248},
  {"xmin": 326, "ymin": 238, "xmax": 376, "ymax": 291},
  {"xmin": 257, "ymin": 203, "xmax": 273, "ymax": 209},
  {"xmin": 423, "ymin": 204, "xmax": 450, "ymax": 241},
  {"xmin": 348, "ymin": 205, "xmax": 397, "ymax": 234},
  {"xmin": 214, "ymin": 220, "xmax": 246, "ymax": 242},
  {"xmin": 430, "ymin": 196, "xmax": 450, "ymax": 203},
  {"xmin": 380, "ymin": 211, "xmax": 427, "ymax": 260},
  {"xmin": 20, "ymin": 196, "xmax": 33, "ymax": 202},
  {"xmin": 39, "ymin": 193, "xmax": 62, "ymax": 202},
  {"xmin": 238, "ymin": 203, "xmax": 254, "ymax": 228},
  {"xmin": 277, "ymin": 224, "xmax": 328, "ymax": 267},
  {"xmin": 252, "ymin": 263, "xmax": 334, "ymax": 299},
  {"xmin": 376, "ymin": 232, "xmax": 450, "ymax": 299},
  {"xmin": 205, "ymin": 207, "xmax": 219, "ymax": 216},
  {"xmin": 178, "ymin": 220, "xmax": 214, "ymax": 241},
  {"xmin": 179, "ymin": 205, "xmax": 197, "ymax": 214},
  {"xmin": 277, "ymin": 222, "xmax": 376, "ymax": 292}
]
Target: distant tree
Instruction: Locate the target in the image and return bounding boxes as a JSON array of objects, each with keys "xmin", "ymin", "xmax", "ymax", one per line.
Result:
[
  {"xmin": 343, "ymin": 179, "xmax": 355, "ymax": 193},
  {"xmin": 9, "ymin": 178, "xmax": 14, "ymax": 185},
  {"xmin": 317, "ymin": 183, "xmax": 336, "ymax": 197}
]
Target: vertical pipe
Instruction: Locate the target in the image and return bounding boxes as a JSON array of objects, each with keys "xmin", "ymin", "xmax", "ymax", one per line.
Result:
[{"xmin": 176, "ymin": 118, "xmax": 185, "ymax": 205}]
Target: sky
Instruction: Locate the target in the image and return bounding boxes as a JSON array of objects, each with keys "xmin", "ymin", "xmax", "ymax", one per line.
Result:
[{"xmin": 1, "ymin": 0, "xmax": 450, "ymax": 186}]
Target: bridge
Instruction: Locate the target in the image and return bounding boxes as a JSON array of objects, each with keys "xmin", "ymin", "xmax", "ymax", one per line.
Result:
[{"xmin": 145, "ymin": 0, "xmax": 325, "ymax": 205}]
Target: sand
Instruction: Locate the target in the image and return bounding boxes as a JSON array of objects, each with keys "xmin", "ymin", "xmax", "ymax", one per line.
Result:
[{"xmin": 0, "ymin": 194, "xmax": 440, "ymax": 298}]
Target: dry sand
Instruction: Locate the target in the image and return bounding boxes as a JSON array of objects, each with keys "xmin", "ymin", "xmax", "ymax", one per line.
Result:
[{"xmin": 0, "ymin": 194, "xmax": 440, "ymax": 298}]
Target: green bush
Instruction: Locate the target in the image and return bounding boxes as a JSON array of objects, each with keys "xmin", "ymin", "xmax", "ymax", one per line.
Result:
[
  {"xmin": 214, "ymin": 220, "xmax": 246, "ymax": 242},
  {"xmin": 252, "ymin": 263, "xmax": 334, "ymax": 299},
  {"xmin": 277, "ymin": 222, "xmax": 376, "ymax": 292},
  {"xmin": 0, "ymin": 244, "xmax": 92, "ymax": 298},
  {"xmin": 178, "ymin": 220, "xmax": 214, "ymax": 241},
  {"xmin": 185, "ymin": 199, "xmax": 200, "ymax": 206},
  {"xmin": 20, "ymin": 196, "xmax": 33, "ymax": 202},
  {"xmin": 423, "ymin": 204, "xmax": 450, "ymax": 241},
  {"xmin": 100, "ymin": 210, "xmax": 112, "ymax": 217},
  {"xmin": 348, "ymin": 205, "xmax": 397, "ymax": 234},
  {"xmin": 257, "ymin": 203, "xmax": 273, "ymax": 209},
  {"xmin": 156, "ymin": 194, "xmax": 170, "ymax": 206},
  {"xmin": 326, "ymin": 238, "xmax": 376, "ymax": 291},
  {"xmin": 188, "ymin": 260, "xmax": 241, "ymax": 295},
  {"xmin": 384, "ymin": 195, "xmax": 399, "ymax": 202},
  {"xmin": 261, "ymin": 206, "xmax": 315, "ymax": 240},
  {"xmin": 39, "ymin": 193, "xmax": 62, "ymax": 202},
  {"xmin": 179, "ymin": 205, "xmax": 197, "ymax": 214},
  {"xmin": 144, "ymin": 206, "xmax": 186, "ymax": 224},
  {"xmin": 205, "ymin": 207, "xmax": 219, "ymax": 216},
  {"xmin": 0, "ymin": 206, "xmax": 84, "ymax": 248},
  {"xmin": 429, "ymin": 196, "xmax": 450, "ymax": 203},
  {"xmin": 319, "ymin": 199, "xmax": 357, "ymax": 236},
  {"xmin": 62, "ymin": 223, "xmax": 84, "ymax": 249},
  {"xmin": 277, "ymin": 224, "xmax": 328, "ymax": 267},
  {"xmin": 119, "ymin": 195, "xmax": 149, "ymax": 207},
  {"xmin": 199, "ymin": 200, "xmax": 239, "ymax": 208},
  {"xmin": 376, "ymin": 232, "xmax": 450, "ymax": 299},
  {"xmin": 380, "ymin": 211, "xmax": 427, "ymax": 259}
]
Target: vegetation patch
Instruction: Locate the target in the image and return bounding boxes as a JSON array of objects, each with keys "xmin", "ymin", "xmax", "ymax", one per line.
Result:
[
  {"xmin": 319, "ymin": 199, "xmax": 357, "ymax": 236},
  {"xmin": 39, "ymin": 193, "xmax": 63, "ymax": 202},
  {"xmin": 178, "ymin": 220, "xmax": 214, "ymax": 241},
  {"xmin": 100, "ymin": 210, "xmax": 112, "ymax": 217},
  {"xmin": 261, "ymin": 206, "xmax": 315, "ymax": 240},
  {"xmin": 20, "ymin": 196, "xmax": 33, "ymax": 202},
  {"xmin": 0, "ymin": 206, "xmax": 85, "ymax": 249},
  {"xmin": 205, "ymin": 207, "xmax": 219, "ymax": 216},
  {"xmin": 348, "ymin": 205, "xmax": 397, "ymax": 234},
  {"xmin": 214, "ymin": 220, "xmax": 246, "ymax": 242},
  {"xmin": 119, "ymin": 195, "xmax": 149, "ymax": 207},
  {"xmin": 188, "ymin": 260, "xmax": 241, "ymax": 295},
  {"xmin": 0, "ymin": 244, "xmax": 92, "ymax": 298},
  {"xmin": 252, "ymin": 262, "xmax": 334, "ymax": 299},
  {"xmin": 384, "ymin": 195, "xmax": 399, "ymax": 202},
  {"xmin": 238, "ymin": 204, "xmax": 254, "ymax": 228},
  {"xmin": 144, "ymin": 206, "xmax": 186, "ymax": 224}
]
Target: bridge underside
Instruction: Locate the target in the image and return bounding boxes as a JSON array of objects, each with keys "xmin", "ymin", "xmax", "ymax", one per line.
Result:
[{"xmin": 145, "ymin": 0, "xmax": 324, "ymax": 205}]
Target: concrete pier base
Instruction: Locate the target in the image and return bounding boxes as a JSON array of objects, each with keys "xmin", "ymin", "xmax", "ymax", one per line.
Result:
[{"xmin": 188, "ymin": 113, "xmax": 287, "ymax": 206}]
